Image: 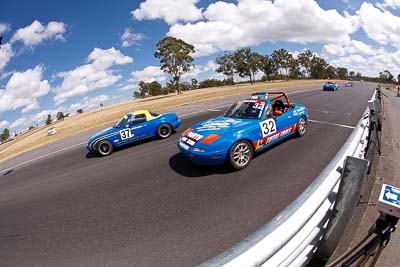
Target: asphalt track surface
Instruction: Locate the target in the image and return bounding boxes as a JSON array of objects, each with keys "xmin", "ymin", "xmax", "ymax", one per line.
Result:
[{"xmin": 0, "ymin": 83, "xmax": 375, "ymax": 266}]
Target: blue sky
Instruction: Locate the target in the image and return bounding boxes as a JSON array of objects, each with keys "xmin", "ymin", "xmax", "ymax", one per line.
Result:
[{"xmin": 1, "ymin": 0, "xmax": 400, "ymax": 133}]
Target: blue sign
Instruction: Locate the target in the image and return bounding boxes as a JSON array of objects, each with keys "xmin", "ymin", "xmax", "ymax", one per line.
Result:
[{"xmin": 382, "ymin": 184, "xmax": 400, "ymax": 206}]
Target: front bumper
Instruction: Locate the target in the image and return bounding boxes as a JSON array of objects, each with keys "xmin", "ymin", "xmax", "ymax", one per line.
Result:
[{"xmin": 177, "ymin": 141, "xmax": 227, "ymax": 165}]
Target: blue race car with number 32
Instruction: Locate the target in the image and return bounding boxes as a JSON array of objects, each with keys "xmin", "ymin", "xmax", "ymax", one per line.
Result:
[
  {"xmin": 178, "ymin": 92, "xmax": 309, "ymax": 170},
  {"xmin": 87, "ymin": 110, "xmax": 181, "ymax": 156}
]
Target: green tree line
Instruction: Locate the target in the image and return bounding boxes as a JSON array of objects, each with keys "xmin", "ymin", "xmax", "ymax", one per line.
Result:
[{"xmin": 134, "ymin": 37, "xmax": 384, "ymax": 99}]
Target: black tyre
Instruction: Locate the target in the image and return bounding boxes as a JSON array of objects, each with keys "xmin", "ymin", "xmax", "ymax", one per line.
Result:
[
  {"xmin": 97, "ymin": 140, "xmax": 113, "ymax": 156},
  {"xmin": 157, "ymin": 123, "xmax": 172, "ymax": 139},
  {"xmin": 296, "ymin": 116, "xmax": 307, "ymax": 137},
  {"xmin": 228, "ymin": 140, "xmax": 253, "ymax": 170}
]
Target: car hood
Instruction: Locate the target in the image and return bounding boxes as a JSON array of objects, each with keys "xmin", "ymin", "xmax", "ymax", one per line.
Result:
[
  {"xmin": 88, "ymin": 126, "xmax": 116, "ymax": 142},
  {"xmin": 188, "ymin": 116, "xmax": 253, "ymax": 136}
]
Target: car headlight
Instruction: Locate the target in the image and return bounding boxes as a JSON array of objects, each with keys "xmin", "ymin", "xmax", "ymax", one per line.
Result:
[{"xmin": 193, "ymin": 148, "xmax": 206, "ymax": 153}]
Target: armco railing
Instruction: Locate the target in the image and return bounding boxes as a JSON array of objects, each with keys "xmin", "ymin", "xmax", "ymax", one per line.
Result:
[{"xmin": 201, "ymin": 89, "xmax": 380, "ymax": 267}]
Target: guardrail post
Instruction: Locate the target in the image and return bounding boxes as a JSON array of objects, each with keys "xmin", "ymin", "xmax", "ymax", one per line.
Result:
[{"xmin": 314, "ymin": 156, "xmax": 369, "ymax": 262}]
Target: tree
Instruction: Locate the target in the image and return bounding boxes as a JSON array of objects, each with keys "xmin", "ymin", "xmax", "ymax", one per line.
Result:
[
  {"xmin": 326, "ymin": 66, "xmax": 337, "ymax": 79},
  {"xmin": 56, "ymin": 111, "xmax": 65, "ymax": 121},
  {"xmin": 272, "ymin": 48, "xmax": 294, "ymax": 80},
  {"xmin": 148, "ymin": 81, "xmax": 163, "ymax": 96},
  {"xmin": 29, "ymin": 126, "xmax": 35, "ymax": 130},
  {"xmin": 260, "ymin": 55, "xmax": 278, "ymax": 82},
  {"xmin": 349, "ymin": 71, "xmax": 355, "ymax": 79},
  {"xmin": 356, "ymin": 72, "xmax": 362, "ymax": 80},
  {"xmin": 397, "ymin": 73, "xmax": 400, "ymax": 83},
  {"xmin": 215, "ymin": 52, "xmax": 235, "ymax": 84},
  {"xmin": 232, "ymin": 47, "xmax": 262, "ymax": 84},
  {"xmin": 336, "ymin": 67, "xmax": 348, "ymax": 80},
  {"xmin": 191, "ymin": 78, "xmax": 198, "ymax": 89},
  {"xmin": 134, "ymin": 81, "xmax": 149, "ymax": 99},
  {"xmin": 180, "ymin": 82, "xmax": 191, "ymax": 91},
  {"xmin": 379, "ymin": 70, "xmax": 394, "ymax": 82},
  {"xmin": 134, "ymin": 81, "xmax": 163, "ymax": 98},
  {"xmin": 45, "ymin": 114, "xmax": 52, "ymax": 125},
  {"xmin": 76, "ymin": 109, "xmax": 83, "ymax": 114},
  {"xmin": 297, "ymin": 49, "xmax": 313, "ymax": 78},
  {"xmin": 289, "ymin": 59, "xmax": 301, "ymax": 79},
  {"xmin": 310, "ymin": 56, "xmax": 328, "ymax": 79},
  {"xmin": 0, "ymin": 128, "xmax": 10, "ymax": 141},
  {"xmin": 154, "ymin": 37, "xmax": 195, "ymax": 94}
]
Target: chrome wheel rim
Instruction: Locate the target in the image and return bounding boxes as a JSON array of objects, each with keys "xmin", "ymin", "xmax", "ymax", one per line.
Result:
[
  {"xmin": 159, "ymin": 126, "xmax": 170, "ymax": 137},
  {"xmin": 298, "ymin": 117, "xmax": 306, "ymax": 135},
  {"xmin": 233, "ymin": 143, "xmax": 250, "ymax": 167},
  {"xmin": 100, "ymin": 143, "xmax": 110, "ymax": 154}
]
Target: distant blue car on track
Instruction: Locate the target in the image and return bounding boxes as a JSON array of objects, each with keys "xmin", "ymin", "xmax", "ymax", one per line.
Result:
[
  {"xmin": 177, "ymin": 92, "xmax": 309, "ymax": 170},
  {"xmin": 323, "ymin": 81, "xmax": 339, "ymax": 91},
  {"xmin": 87, "ymin": 110, "xmax": 181, "ymax": 156}
]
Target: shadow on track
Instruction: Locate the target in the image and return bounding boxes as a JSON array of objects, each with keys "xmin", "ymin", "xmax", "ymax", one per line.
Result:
[
  {"xmin": 2, "ymin": 169, "xmax": 13, "ymax": 176},
  {"xmin": 169, "ymin": 153, "xmax": 232, "ymax": 178}
]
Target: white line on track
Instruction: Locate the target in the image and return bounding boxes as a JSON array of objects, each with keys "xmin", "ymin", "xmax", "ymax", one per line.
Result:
[
  {"xmin": 179, "ymin": 104, "xmax": 231, "ymax": 117},
  {"xmin": 1, "ymin": 142, "xmax": 87, "ymax": 173},
  {"xmin": 307, "ymin": 108, "xmax": 352, "ymax": 116},
  {"xmin": 308, "ymin": 119, "xmax": 355, "ymax": 129},
  {"xmin": 0, "ymin": 88, "xmax": 323, "ymax": 173}
]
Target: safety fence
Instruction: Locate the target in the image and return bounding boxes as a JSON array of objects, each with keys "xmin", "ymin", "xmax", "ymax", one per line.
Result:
[{"xmin": 201, "ymin": 89, "xmax": 381, "ymax": 267}]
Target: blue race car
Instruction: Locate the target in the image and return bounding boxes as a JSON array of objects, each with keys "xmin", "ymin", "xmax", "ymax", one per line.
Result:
[
  {"xmin": 87, "ymin": 110, "xmax": 181, "ymax": 156},
  {"xmin": 177, "ymin": 92, "xmax": 309, "ymax": 170},
  {"xmin": 323, "ymin": 81, "xmax": 339, "ymax": 91}
]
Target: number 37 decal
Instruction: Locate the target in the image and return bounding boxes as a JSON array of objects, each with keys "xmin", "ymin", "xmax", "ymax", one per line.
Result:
[
  {"xmin": 119, "ymin": 129, "xmax": 132, "ymax": 140},
  {"xmin": 259, "ymin": 118, "xmax": 277, "ymax": 137}
]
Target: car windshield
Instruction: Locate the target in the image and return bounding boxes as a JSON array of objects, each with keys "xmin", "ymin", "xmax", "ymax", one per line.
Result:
[
  {"xmin": 224, "ymin": 100, "xmax": 265, "ymax": 119},
  {"xmin": 115, "ymin": 116, "xmax": 130, "ymax": 128}
]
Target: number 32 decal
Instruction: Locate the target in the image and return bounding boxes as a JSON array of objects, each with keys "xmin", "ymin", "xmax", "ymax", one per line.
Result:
[
  {"xmin": 119, "ymin": 129, "xmax": 132, "ymax": 140},
  {"xmin": 259, "ymin": 118, "xmax": 277, "ymax": 137}
]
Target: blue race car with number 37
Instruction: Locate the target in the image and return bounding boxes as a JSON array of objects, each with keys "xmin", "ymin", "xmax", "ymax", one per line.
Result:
[
  {"xmin": 177, "ymin": 92, "xmax": 309, "ymax": 170},
  {"xmin": 87, "ymin": 110, "xmax": 181, "ymax": 156}
]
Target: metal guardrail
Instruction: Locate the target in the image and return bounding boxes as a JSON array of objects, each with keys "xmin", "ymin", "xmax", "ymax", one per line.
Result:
[{"xmin": 201, "ymin": 90, "xmax": 380, "ymax": 267}]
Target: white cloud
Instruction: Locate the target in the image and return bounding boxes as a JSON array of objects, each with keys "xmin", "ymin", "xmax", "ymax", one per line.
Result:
[
  {"xmin": 11, "ymin": 20, "xmax": 66, "ymax": 47},
  {"xmin": 53, "ymin": 47, "xmax": 133, "ymax": 104},
  {"xmin": 0, "ymin": 120, "xmax": 9, "ymax": 129},
  {"xmin": 181, "ymin": 60, "xmax": 220, "ymax": 80},
  {"xmin": 168, "ymin": 0, "xmax": 358, "ymax": 56},
  {"xmin": 357, "ymin": 3, "xmax": 400, "ymax": 48},
  {"xmin": 121, "ymin": 28, "xmax": 145, "ymax": 47},
  {"xmin": 118, "ymin": 83, "xmax": 137, "ymax": 91},
  {"xmin": 0, "ymin": 20, "xmax": 66, "ymax": 72},
  {"xmin": 9, "ymin": 109, "xmax": 60, "ymax": 129},
  {"xmin": 322, "ymin": 39, "xmax": 376, "ymax": 58},
  {"xmin": 131, "ymin": 65, "xmax": 166, "ymax": 83},
  {"xmin": 0, "ymin": 23, "xmax": 11, "ymax": 34},
  {"xmin": 322, "ymin": 44, "xmax": 346, "ymax": 57},
  {"xmin": 381, "ymin": 0, "xmax": 400, "ymax": 9},
  {"xmin": 70, "ymin": 95, "xmax": 110, "ymax": 112},
  {"xmin": 0, "ymin": 65, "xmax": 50, "ymax": 114},
  {"xmin": 329, "ymin": 48, "xmax": 400, "ymax": 77},
  {"xmin": 0, "ymin": 43, "xmax": 14, "ymax": 71},
  {"xmin": 131, "ymin": 0, "xmax": 202, "ymax": 24}
]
